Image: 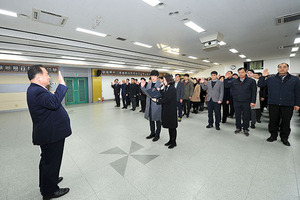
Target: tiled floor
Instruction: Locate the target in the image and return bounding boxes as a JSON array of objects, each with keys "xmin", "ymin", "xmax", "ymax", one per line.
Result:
[{"xmin": 1, "ymin": 101, "xmax": 300, "ymax": 200}]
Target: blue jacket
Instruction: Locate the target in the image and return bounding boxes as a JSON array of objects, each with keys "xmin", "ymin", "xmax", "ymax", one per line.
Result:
[
  {"xmin": 258, "ymin": 73, "xmax": 300, "ymax": 107},
  {"xmin": 27, "ymin": 83, "xmax": 72, "ymax": 145},
  {"xmin": 225, "ymin": 76, "xmax": 257, "ymax": 103},
  {"xmin": 121, "ymin": 83, "xmax": 128, "ymax": 96}
]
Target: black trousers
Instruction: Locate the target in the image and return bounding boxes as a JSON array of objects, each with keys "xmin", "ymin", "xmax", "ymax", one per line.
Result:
[
  {"xmin": 168, "ymin": 128, "xmax": 177, "ymax": 144},
  {"xmin": 207, "ymin": 99, "xmax": 221, "ymax": 127},
  {"xmin": 182, "ymin": 99, "xmax": 191, "ymax": 116},
  {"xmin": 229, "ymin": 100, "xmax": 234, "ymax": 117},
  {"xmin": 130, "ymin": 97, "xmax": 136, "ymax": 110},
  {"xmin": 149, "ymin": 105, "xmax": 161, "ymax": 137},
  {"xmin": 234, "ymin": 101, "xmax": 251, "ymax": 130},
  {"xmin": 222, "ymin": 102, "xmax": 229, "ymax": 122},
  {"xmin": 114, "ymin": 94, "xmax": 120, "ymax": 106},
  {"xmin": 39, "ymin": 139, "xmax": 65, "ymax": 195},
  {"xmin": 141, "ymin": 99, "xmax": 146, "ymax": 112},
  {"xmin": 126, "ymin": 96, "xmax": 131, "ymax": 106},
  {"xmin": 268, "ymin": 105, "xmax": 294, "ymax": 140},
  {"xmin": 122, "ymin": 95, "xmax": 127, "ymax": 108},
  {"xmin": 136, "ymin": 96, "xmax": 140, "ymax": 107}
]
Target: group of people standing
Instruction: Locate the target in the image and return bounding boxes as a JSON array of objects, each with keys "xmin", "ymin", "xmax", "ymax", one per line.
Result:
[{"xmin": 112, "ymin": 63, "xmax": 300, "ymax": 148}]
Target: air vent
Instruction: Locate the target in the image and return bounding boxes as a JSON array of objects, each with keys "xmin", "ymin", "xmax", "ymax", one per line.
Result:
[
  {"xmin": 116, "ymin": 37, "xmax": 127, "ymax": 41},
  {"xmin": 276, "ymin": 12, "xmax": 300, "ymax": 25},
  {"xmin": 32, "ymin": 8, "xmax": 68, "ymax": 27}
]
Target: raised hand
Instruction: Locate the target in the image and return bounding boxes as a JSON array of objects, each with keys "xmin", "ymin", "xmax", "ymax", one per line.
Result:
[
  {"xmin": 58, "ymin": 71, "xmax": 65, "ymax": 85},
  {"xmin": 262, "ymin": 68, "xmax": 269, "ymax": 77},
  {"xmin": 225, "ymin": 71, "xmax": 230, "ymax": 79},
  {"xmin": 200, "ymin": 77, "xmax": 205, "ymax": 83}
]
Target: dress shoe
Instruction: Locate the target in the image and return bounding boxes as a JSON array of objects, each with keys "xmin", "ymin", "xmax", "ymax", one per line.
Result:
[
  {"xmin": 186, "ymin": 115, "xmax": 189, "ymax": 118},
  {"xmin": 281, "ymin": 139, "xmax": 291, "ymax": 146},
  {"xmin": 43, "ymin": 188, "xmax": 70, "ymax": 200},
  {"xmin": 266, "ymin": 137, "xmax": 277, "ymax": 142},
  {"xmin": 244, "ymin": 130, "xmax": 249, "ymax": 137},
  {"xmin": 178, "ymin": 117, "xmax": 182, "ymax": 122},
  {"xmin": 234, "ymin": 129, "xmax": 241, "ymax": 134},
  {"xmin": 139, "ymin": 110, "xmax": 143, "ymax": 112},
  {"xmin": 146, "ymin": 134, "xmax": 155, "ymax": 139},
  {"xmin": 206, "ymin": 125, "xmax": 213, "ymax": 128},
  {"xmin": 121, "ymin": 107, "xmax": 126, "ymax": 109},
  {"xmin": 165, "ymin": 141, "xmax": 171, "ymax": 146},
  {"xmin": 257, "ymin": 119, "xmax": 261, "ymax": 123},
  {"xmin": 131, "ymin": 109, "xmax": 135, "ymax": 111},
  {"xmin": 221, "ymin": 121, "xmax": 226, "ymax": 123},
  {"xmin": 216, "ymin": 126, "xmax": 220, "ymax": 131},
  {"xmin": 152, "ymin": 136, "xmax": 160, "ymax": 142},
  {"xmin": 251, "ymin": 124, "xmax": 255, "ymax": 129},
  {"xmin": 58, "ymin": 177, "xmax": 63, "ymax": 184},
  {"xmin": 168, "ymin": 143, "xmax": 177, "ymax": 149}
]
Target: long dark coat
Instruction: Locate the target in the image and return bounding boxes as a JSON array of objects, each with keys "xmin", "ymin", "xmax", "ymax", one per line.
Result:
[{"xmin": 157, "ymin": 84, "xmax": 178, "ymax": 129}]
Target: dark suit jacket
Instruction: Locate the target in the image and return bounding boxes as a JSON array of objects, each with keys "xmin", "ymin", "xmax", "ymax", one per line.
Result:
[
  {"xmin": 129, "ymin": 83, "xmax": 138, "ymax": 98},
  {"xmin": 27, "ymin": 83, "xmax": 72, "ymax": 145},
  {"xmin": 121, "ymin": 83, "xmax": 128, "ymax": 97},
  {"xmin": 111, "ymin": 84, "xmax": 121, "ymax": 95},
  {"xmin": 175, "ymin": 81, "xmax": 184, "ymax": 102}
]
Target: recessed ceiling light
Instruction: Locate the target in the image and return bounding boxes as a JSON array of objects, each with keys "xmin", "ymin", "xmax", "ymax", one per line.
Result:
[
  {"xmin": 109, "ymin": 61, "xmax": 125, "ymax": 64},
  {"xmin": 61, "ymin": 56, "xmax": 85, "ymax": 60},
  {"xmin": 290, "ymin": 53, "xmax": 296, "ymax": 57},
  {"xmin": 0, "ymin": 50, "xmax": 22, "ymax": 55},
  {"xmin": 135, "ymin": 66, "xmax": 150, "ymax": 69},
  {"xmin": 213, "ymin": 63, "xmax": 220, "ymax": 65},
  {"xmin": 239, "ymin": 54, "xmax": 246, "ymax": 58},
  {"xmin": 219, "ymin": 41, "xmax": 226, "ymax": 46},
  {"xmin": 246, "ymin": 59, "xmax": 252, "ymax": 62},
  {"xmin": 76, "ymin": 28, "xmax": 107, "ymax": 37},
  {"xmin": 103, "ymin": 63, "xmax": 126, "ymax": 68},
  {"xmin": 202, "ymin": 59, "xmax": 210, "ymax": 63},
  {"xmin": 142, "ymin": 0, "xmax": 161, "ymax": 7},
  {"xmin": 184, "ymin": 21, "xmax": 205, "ymax": 33},
  {"xmin": 0, "ymin": 9, "xmax": 17, "ymax": 17},
  {"xmin": 188, "ymin": 56, "xmax": 197, "ymax": 59},
  {"xmin": 291, "ymin": 47, "xmax": 299, "ymax": 52},
  {"xmin": 229, "ymin": 49, "xmax": 238, "ymax": 53},
  {"xmin": 133, "ymin": 42, "xmax": 152, "ymax": 48},
  {"xmin": 294, "ymin": 38, "xmax": 300, "ymax": 44}
]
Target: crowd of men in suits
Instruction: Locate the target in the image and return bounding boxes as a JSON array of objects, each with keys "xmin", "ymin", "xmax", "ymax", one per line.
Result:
[{"xmin": 112, "ymin": 63, "xmax": 300, "ymax": 147}]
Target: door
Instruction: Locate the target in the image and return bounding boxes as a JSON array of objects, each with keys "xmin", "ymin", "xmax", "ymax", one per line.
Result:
[{"xmin": 65, "ymin": 77, "xmax": 88, "ymax": 105}]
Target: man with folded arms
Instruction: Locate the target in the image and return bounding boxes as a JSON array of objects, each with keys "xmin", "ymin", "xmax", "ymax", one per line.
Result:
[{"xmin": 27, "ymin": 65, "xmax": 71, "ymax": 199}]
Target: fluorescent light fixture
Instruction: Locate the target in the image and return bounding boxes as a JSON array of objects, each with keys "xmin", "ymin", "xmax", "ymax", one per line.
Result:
[
  {"xmin": 202, "ymin": 59, "xmax": 210, "ymax": 63},
  {"xmin": 213, "ymin": 63, "xmax": 220, "ymax": 65},
  {"xmin": 135, "ymin": 66, "xmax": 150, "ymax": 70},
  {"xmin": 103, "ymin": 63, "xmax": 126, "ymax": 68},
  {"xmin": 141, "ymin": 64, "xmax": 151, "ymax": 67},
  {"xmin": 174, "ymin": 70, "xmax": 183, "ymax": 73},
  {"xmin": 299, "ymin": 24, "xmax": 300, "ymax": 31},
  {"xmin": 186, "ymin": 71, "xmax": 194, "ymax": 73},
  {"xmin": 57, "ymin": 59, "xmax": 85, "ymax": 65},
  {"xmin": 188, "ymin": 56, "xmax": 197, "ymax": 59},
  {"xmin": 0, "ymin": 9, "xmax": 17, "ymax": 17},
  {"xmin": 162, "ymin": 66, "xmax": 170, "ymax": 69},
  {"xmin": 290, "ymin": 53, "xmax": 296, "ymax": 57},
  {"xmin": 76, "ymin": 28, "xmax": 107, "ymax": 37},
  {"xmin": 109, "ymin": 61, "xmax": 125, "ymax": 64},
  {"xmin": 166, "ymin": 50, "xmax": 179, "ymax": 55},
  {"xmin": 184, "ymin": 21, "xmax": 205, "ymax": 33},
  {"xmin": 246, "ymin": 59, "xmax": 252, "ymax": 62},
  {"xmin": 142, "ymin": 0, "xmax": 161, "ymax": 7},
  {"xmin": 133, "ymin": 42, "xmax": 152, "ymax": 48},
  {"xmin": 219, "ymin": 41, "xmax": 226, "ymax": 46},
  {"xmin": 229, "ymin": 49, "xmax": 238, "ymax": 53},
  {"xmin": 291, "ymin": 47, "xmax": 299, "ymax": 52},
  {"xmin": 0, "ymin": 50, "xmax": 22, "ymax": 55},
  {"xmin": 61, "ymin": 56, "xmax": 85, "ymax": 60},
  {"xmin": 294, "ymin": 38, "xmax": 300, "ymax": 44},
  {"xmin": 239, "ymin": 54, "xmax": 246, "ymax": 58},
  {"xmin": 0, "ymin": 54, "xmax": 27, "ymax": 61},
  {"xmin": 158, "ymin": 68, "xmax": 168, "ymax": 71}
]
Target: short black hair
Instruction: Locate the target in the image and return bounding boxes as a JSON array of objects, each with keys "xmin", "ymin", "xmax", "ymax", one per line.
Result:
[
  {"xmin": 184, "ymin": 73, "xmax": 189, "ymax": 77},
  {"xmin": 237, "ymin": 67, "xmax": 246, "ymax": 72},
  {"xmin": 159, "ymin": 76, "xmax": 164, "ymax": 79},
  {"xmin": 227, "ymin": 71, "xmax": 233, "ymax": 74},
  {"xmin": 211, "ymin": 71, "xmax": 218, "ymax": 75},
  {"xmin": 247, "ymin": 69, "xmax": 254, "ymax": 73},
  {"xmin": 149, "ymin": 77, "xmax": 151, "ymax": 80},
  {"xmin": 131, "ymin": 78, "xmax": 135, "ymax": 80},
  {"xmin": 27, "ymin": 65, "xmax": 44, "ymax": 80},
  {"xmin": 115, "ymin": 79, "xmax": 119, "ymax": 82},
  {"xmin": 175, "ymin": 74, "xmax": 180, "ymax": 77},
  {"xmin": 141, "ymin": 77, "xmax": 146, "ymax": 81},
  {"xmin": 233, "ymin": 73, "xmax": 238, "ymax": 76},
  {"xmin": 126, "ymin": 78, "xmax": 129, "ymax": 81}
]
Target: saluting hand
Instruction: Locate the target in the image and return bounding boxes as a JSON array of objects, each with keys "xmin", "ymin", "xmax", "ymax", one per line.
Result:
[
  {"xmin": 262, "ymin": 69, "xmax": 269, "ymax": 77},
  {"xmin": 58, "ymin": 71, "xmax": 66, "ymax": 85},
  {"xmin": 294, "ymin": 106, "xmax": 300, "ymax": 111},
  {"xmin": 250, "ymin": 103, "xmax": 255, "ymax": 108}
]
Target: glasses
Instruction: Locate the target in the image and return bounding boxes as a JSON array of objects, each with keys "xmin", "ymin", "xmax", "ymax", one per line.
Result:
[{"xmin": 278, "ymin": 65, "xmax": 288, "ymax": 68}]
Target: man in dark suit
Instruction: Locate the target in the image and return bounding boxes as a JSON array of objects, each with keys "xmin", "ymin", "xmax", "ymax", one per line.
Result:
[
  {"xmin": 120, "ymin": 80, "xmax": 128, "ymax": 109},
  {"xmin": 129, "ymin": 78, "xmax": 138, "ymax": 111},
  {"xmin": 174, "ymin": 74, "xmax": 184, "ymax": 122},
  {"xmin": 26, "ymin": 65, "xmax": 71, "ymax": 199},
  {"xmin": 200, "ymin": 71, "xmax": 224, "ymax": 130},
  {"xmin": 225, "ymin": 67, "xmax": 257, "ymax": 136},
  {"xmin": 139, "ymin": 78, "xmax": 148, "ymax": 113},
  {"xmin": 111, "ymin": 79, "xmax": 121, "ymax": 107}
]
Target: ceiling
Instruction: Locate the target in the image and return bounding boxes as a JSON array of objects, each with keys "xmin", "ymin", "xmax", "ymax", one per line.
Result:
[{"xmin": 0, "ymin": 0, "xmax": 299, "ymax": 73}]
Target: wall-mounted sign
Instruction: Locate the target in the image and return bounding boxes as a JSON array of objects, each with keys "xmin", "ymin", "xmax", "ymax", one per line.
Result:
[
  {"xmin": 98, "ymin": 68, "xmax": 154, "ymax": 77},
  {"xmin": 0, "ymin": 63, "xmax": 59, "ymax": 74}
]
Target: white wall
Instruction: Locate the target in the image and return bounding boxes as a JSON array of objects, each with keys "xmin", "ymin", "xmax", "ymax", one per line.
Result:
[
  {"xmin": 102, "ymin": 76, "xmax": 146, "ymax": 100},
  {"xmin": 290, "ymin": 57, "xmax": 300, "ymax": 75},
  {"xmin": 264, "ymin": 58, "xmax": 290, "ymax": 74}
]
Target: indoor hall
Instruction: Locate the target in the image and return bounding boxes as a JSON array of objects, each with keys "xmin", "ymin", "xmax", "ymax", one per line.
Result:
[{"xmin": 1, "ymin": 0, "xmax": 300, "ymax": 200}]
